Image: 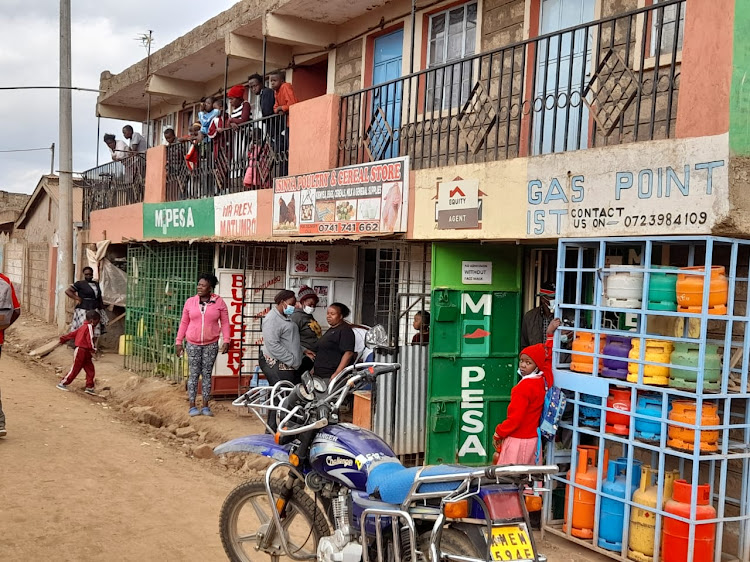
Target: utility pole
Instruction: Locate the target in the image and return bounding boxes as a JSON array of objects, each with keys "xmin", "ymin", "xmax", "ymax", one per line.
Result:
[{"xmin": 57, "ymin": 0, "xmax": 73, "ymax": 331}]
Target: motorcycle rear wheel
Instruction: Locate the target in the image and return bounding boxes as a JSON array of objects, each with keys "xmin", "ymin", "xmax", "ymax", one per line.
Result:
[
  {"xmin": 419, "ymin": 527, "xmax": 483, "ymax": 561},
  {"xmin": 219, "ymin": 476, "xmax": 329, "ymax": 562}
]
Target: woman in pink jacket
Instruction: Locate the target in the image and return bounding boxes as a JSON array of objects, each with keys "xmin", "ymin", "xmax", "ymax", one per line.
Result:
[{"xmin": 176, "ymin": 273, "xmax": 230, "ymax": 417}]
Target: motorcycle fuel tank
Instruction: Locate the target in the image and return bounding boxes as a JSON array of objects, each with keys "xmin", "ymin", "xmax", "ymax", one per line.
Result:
[{"xmin": 309, "ymin": 423, "xmax": 398, "ymax": 491}]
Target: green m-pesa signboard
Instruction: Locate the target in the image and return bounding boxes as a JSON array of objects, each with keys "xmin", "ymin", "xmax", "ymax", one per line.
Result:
[
  {"xmin": 426, "ymin": 243, "xmax": 521, "ymax": 465},
  {"xmin": 143, "ymin": 199, "xmax": 215, "ymax": 239}
]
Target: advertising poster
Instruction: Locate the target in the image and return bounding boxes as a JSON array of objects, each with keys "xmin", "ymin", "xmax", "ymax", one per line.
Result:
[{"xmin": 272, "ymin": 157, "xmax": 409, "ymax": 236}]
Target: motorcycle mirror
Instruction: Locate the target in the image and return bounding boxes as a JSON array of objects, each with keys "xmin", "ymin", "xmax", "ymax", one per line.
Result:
[{"xmin": 365, "ymin": 324, "xmax": 389, "ymax": 348}]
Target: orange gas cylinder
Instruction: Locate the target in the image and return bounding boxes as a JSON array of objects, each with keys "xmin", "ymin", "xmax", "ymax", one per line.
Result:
[
  {"xmin": 662, "ymin": 480, "xmax": 716, "ymax": 562},
  {"xmin": 676, "ymin": 265, "xmax": 728, "ymax": 315},
  {"xmin": 667, "ymin": 401, "xmax": 720, "ymax": 452},
  {"xmin": 563, "ymin": 445, "xmax": 609, "ymax": 539},
  {"xmin": 627, "ymin": 339, "xmax": 673, "ymax": 386},
  {"xmin": 571, "ymin": 332, "xmax": 606, "ymax": 374},
  {"xmin": 606, "ymin": 388, "xmax": 632, "ymax": 436}
]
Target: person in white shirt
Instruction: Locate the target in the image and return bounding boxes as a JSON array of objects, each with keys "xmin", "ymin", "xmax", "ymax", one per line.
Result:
[
  {"xmin": 123, "ymin": 125, "xmax": 148, "ymax": 153},
  {"xmin": 103, "ymin": 133, "xmax": 130, "ymax": 162}
]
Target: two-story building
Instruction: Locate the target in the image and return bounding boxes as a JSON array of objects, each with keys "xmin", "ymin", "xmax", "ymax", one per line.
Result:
[{"xmin": 82, "ymin": 1, "xmax": 750, "ymax": 557}]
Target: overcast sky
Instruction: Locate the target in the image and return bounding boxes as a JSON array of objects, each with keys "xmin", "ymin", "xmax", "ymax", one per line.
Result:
[{"xmin": 0, "ymin": 0, "xmax": 237, "ymax": 194}]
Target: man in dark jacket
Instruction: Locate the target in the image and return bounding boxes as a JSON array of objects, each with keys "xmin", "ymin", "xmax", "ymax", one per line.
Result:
[
  {"xmin": 520, "ymin": 281, "xmax": 557, "ymax": 348},
  {"xmin": 248, "ymin": 74, "xmax": 275, "ymax": 118}
]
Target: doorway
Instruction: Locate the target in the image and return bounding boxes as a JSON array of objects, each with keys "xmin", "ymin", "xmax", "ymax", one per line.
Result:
[
  {"xmin": 532, "ymin": 0, "xmax": 595, "ymax": 155},
  {"xmin": 370, "ymin": 29, "xmax": 404, "ymax": 161}
]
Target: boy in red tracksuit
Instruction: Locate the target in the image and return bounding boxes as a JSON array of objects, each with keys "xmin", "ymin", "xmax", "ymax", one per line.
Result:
[
  {"xmin": 57, "ymin": 310, "xmax": 100, "ymax": 394},
  {"xmin": 493, "ymin": 318, "xmax": 560, "ymax": 465}
]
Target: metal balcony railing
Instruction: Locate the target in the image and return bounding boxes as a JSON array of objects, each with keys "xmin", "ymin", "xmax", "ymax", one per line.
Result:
[
  {"xmin": 339, "ymin": 0, "xmax": 685, "ymax": 169},
  {"xmin": 82, "ymin": 157, "xmax": 145, "ymax": 227},
  {"xmin": 165, "ymin": 113, "xmax": 287, "ymax": 202}
]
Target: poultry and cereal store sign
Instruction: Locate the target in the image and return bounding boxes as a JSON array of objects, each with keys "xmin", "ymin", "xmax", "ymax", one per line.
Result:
[{"xmin": 272, "ymin": 157, "xmax": 410, "ymax": 236}]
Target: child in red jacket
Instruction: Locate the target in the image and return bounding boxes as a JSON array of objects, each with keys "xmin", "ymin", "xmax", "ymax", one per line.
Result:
[
  {"xmin": 57, "ymin": 310, "xmax": 100, "ymax": 394},
  {"xmin": 493, "ymin": 318, "xmax": 560, "ymax": 465}
]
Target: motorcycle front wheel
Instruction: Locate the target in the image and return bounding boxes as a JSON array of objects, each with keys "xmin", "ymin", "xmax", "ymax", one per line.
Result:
[{"xmin": 219, "ymin": 476, "xmax": 329, "ymax": 562}]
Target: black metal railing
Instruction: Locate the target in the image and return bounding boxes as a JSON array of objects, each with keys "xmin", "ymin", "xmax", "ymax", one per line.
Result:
[
  {"xmin": 82, "ymin": 157, "xmax": 146, "ymax": 227},
  {"xmin": 339, "ymin": 0, "xmax": 685, "ymax": 169},
  {"xmin": 165, "ymin": 113, "xmax": 288, "ymax": 201}
]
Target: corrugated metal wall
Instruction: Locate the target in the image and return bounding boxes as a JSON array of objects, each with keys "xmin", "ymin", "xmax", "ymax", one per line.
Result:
[{"xmin": 371, "ymin": 243, "xmax": 431, "ymax": 462}]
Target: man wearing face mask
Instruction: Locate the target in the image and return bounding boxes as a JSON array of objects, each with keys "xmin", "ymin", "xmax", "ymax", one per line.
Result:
[
  {"xmin": 291, "ymin": 286, "xmax": 322, "ymax": 359},
  {"xmin": 520, "ymin": 281, "xmax": 572, "ymax": 348}
]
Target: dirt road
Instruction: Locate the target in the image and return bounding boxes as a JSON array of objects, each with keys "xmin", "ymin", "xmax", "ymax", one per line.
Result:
[
  {"xmin": 0, "ymin": 352, "xmax": 239, "ymax": 561},
  {"xmin": 0, "ymin": 317, "xmax": 608, "ymax": 562}
]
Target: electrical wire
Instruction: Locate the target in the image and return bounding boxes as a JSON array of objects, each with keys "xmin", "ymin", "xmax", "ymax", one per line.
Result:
[
  {"xmin": 0, "ymin": 86, "xmax": 102, "ymax": 93},
  {"xmin": 0, "ymin": 147, "xmax": 53, "ymax": 153}
]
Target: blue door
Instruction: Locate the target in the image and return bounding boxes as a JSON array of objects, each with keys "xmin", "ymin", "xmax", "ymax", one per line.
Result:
[
  {"xmin": 371, "ymin": 30, "xmax": 403, "ymax": 161},
  {"xmin": 533, "ymin": 0, "xmax": 595, "ymax": 155}
]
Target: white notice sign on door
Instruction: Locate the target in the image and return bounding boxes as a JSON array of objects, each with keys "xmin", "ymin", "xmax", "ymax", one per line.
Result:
[{"xmin": 462, "ymin": 261, "xmax": 492, "ymax": 285}]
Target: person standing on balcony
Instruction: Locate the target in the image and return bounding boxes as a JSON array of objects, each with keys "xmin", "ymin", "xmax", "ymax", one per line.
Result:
[
  {"xmin": 226, "ymin": 85, "xmax": 251, "ymax": 130},
  {"xmin": 270, "ymin": 71, "xmax": 297, "ymax": 177},
  {"xmin": 163, "ymin": 128, "xmax": 178, "ymax": 145},
  {"xmin": 270, "ymin": 71, "xmax": 298, "ymax": 120},
  {"xmin": 103, "ymin": 133, "xmax": 129, "ymax": 162},
  {"xmin": 198, "ymin": 96, "xmax": 219, "ymax": 135},
  {"xmin": 175, "ymin": 273, "xmax": 230, "ymax": 417},
  {"xmin": 248, "ymin": 73, "xmax": 275, "ymax": 119},
  {"xmin": 123, "ymin": 125, "xmax": 147, "ymax": 153}
]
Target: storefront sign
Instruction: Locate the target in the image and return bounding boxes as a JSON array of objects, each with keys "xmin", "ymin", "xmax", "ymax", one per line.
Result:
[
  {"xmin": 214, "ymin": 191, "xmax": 258, "ymax": 237},
  {"xmin": 272, "ymin": 157, "xmax": 409, "ymax": 236},
  {"xmin": 143, "ymin": 199, "xmax": 215, "ymax": 239},
  {"xmin": 437, "ymin": 178, "xmax": 480, "ymax": 229},
  {"xmin": 526, "ymin": 134, "xmax": 729, "ymax": 238},
  {"xmin": 462, "ymin": 261, "xmax": 492, "ymax": 285}
]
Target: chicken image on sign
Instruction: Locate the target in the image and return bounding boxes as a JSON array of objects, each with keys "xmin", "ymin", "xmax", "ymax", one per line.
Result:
[
  {"xmin": 272, "ymin": 157, "xmax": 410, "ymax": 236},
  {"xmin": 436, "ymin": 178, "xmax": 480, "ymax": 229}
]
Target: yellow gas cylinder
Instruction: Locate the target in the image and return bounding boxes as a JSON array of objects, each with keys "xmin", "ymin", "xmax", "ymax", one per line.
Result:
[
  {"xmin": 627, "ymin": 339, "xmax": 673, "ymax": 385},
  {"xmin": 628, "ymin": 466, "xmax": 678, "ymax": 561}
]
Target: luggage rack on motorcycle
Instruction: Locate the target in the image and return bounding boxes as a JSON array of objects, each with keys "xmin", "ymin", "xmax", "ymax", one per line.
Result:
[
  {"xmin": 232, "ymin": 381, "xmax": 303, "ymax": 433},
  {"xmin": 398, "ymin": 464, "xmax": 558, "ymax": 510}
]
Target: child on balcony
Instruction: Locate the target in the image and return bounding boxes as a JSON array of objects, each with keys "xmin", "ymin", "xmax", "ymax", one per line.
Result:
[{"xmin": 243, "ymin": 128, "xmax": 266, "ymax": 189}]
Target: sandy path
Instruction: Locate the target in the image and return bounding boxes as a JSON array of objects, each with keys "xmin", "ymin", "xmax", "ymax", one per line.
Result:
[{"xmin": 0, "ymin": 352, "xmax": 238, "ymax": 561}]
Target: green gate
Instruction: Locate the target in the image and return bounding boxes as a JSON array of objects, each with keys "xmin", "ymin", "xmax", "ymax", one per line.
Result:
[
  {"xmin": 425, "ymin": 243, "xmax": 522, "ymax": 465},
  {"xmin": 124, "ymin": 243, "xmax": 214, "ymax": 381}
]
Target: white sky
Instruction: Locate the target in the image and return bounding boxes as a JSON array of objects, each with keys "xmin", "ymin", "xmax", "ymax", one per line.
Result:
[{"xmin": 0, "ymin": 0, "xmax": 237, "ymax": 194}]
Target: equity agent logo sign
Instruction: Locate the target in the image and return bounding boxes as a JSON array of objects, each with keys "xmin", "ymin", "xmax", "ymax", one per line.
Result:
[{"xmin": 434, "ymin": 177, "xmax": 484, "ymax": 229}]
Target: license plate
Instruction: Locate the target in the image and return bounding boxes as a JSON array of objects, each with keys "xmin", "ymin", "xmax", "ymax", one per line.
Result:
[{"xmin": 489, "ymin": 524, "xmax": 535, "ymax": 561}]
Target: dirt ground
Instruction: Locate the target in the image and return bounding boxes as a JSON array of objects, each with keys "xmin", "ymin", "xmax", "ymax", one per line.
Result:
[{"xmin": 0, "ymin": 317, "xmax": 609, "ymax": 561}]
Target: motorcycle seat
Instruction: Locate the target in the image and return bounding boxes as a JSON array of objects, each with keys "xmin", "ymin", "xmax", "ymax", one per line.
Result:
[{"xmin": 366, "ymin": 462, "xmax": 469, "ymax": 505}]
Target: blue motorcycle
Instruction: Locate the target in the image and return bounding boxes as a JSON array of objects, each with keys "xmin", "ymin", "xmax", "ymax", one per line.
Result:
[{"xmin": 215, "ymin": 361, "xmax": 556, "ymax": 562}]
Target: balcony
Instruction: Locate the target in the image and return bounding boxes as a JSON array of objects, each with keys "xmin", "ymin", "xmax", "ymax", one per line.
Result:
[
  {"xmin": 339, "ymin": 0, "xmax": 685, "ymax": 169},
  {"xmin": 164, "ymin": 113, "xmax": 288, "ymax": 201},
  {"xmin": 82, "ymin": 158, "xmax": 146, "ymax": 228}
]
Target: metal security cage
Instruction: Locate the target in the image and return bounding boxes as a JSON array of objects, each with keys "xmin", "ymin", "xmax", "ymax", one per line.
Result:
[{"xmin": 544, "ymin": 236, "xmax": 750, "ymax": 562}]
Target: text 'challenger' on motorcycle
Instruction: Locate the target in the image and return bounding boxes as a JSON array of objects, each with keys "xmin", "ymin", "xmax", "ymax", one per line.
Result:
[{"xmin": 214, "ymin": 329, "xmax": 556, "ymax": 562}]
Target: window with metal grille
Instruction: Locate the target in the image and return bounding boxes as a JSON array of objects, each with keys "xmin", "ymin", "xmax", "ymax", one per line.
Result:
[
  {"xmin": 426, "ymin": 2, "xmax": 477, "ymax": 110},
  {"xmin": 651, "ymin": 0, "xmax": 684, "ymax": 56}
]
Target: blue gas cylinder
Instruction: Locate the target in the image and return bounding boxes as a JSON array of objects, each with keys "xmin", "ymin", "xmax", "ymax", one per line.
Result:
[
  {"xmin": 580, "ymin": 394, "xmax": 602, "ymax": 428},
  {"xmin": 598, "ymin": 457, "xmax": 642, "ymax": 551},
  {"xmin": 634, "ymin": 393, "xmax": 663, "ymax": 441}
]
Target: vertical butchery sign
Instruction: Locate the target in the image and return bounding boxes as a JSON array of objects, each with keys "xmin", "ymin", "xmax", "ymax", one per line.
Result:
[{"xmin": 272, "ymin": 157, "xmax": 409, "ymax": 236}]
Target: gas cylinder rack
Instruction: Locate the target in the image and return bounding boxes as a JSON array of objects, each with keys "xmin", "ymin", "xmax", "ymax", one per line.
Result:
[{"xmin": 543, "ymin": 236, "xmax": 750, "ymax": 562}]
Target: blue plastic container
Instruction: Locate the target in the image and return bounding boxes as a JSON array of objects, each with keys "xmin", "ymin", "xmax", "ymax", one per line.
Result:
[
  {"xmin": 634, "ymin": 392, "xmax": 663, "ymax": 441},
  {"xmin": 580, "ymin": 394, "xmax": 602, "ymax": 428},
  {"xmin": 598, "ymin": 457, "xmax": 642, "ymax": 551}
]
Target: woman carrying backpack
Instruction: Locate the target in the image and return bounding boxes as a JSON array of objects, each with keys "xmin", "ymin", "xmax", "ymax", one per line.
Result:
[{"xmin": 493, "ymin": 318, "xmax": 561, "ymax": 465}]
